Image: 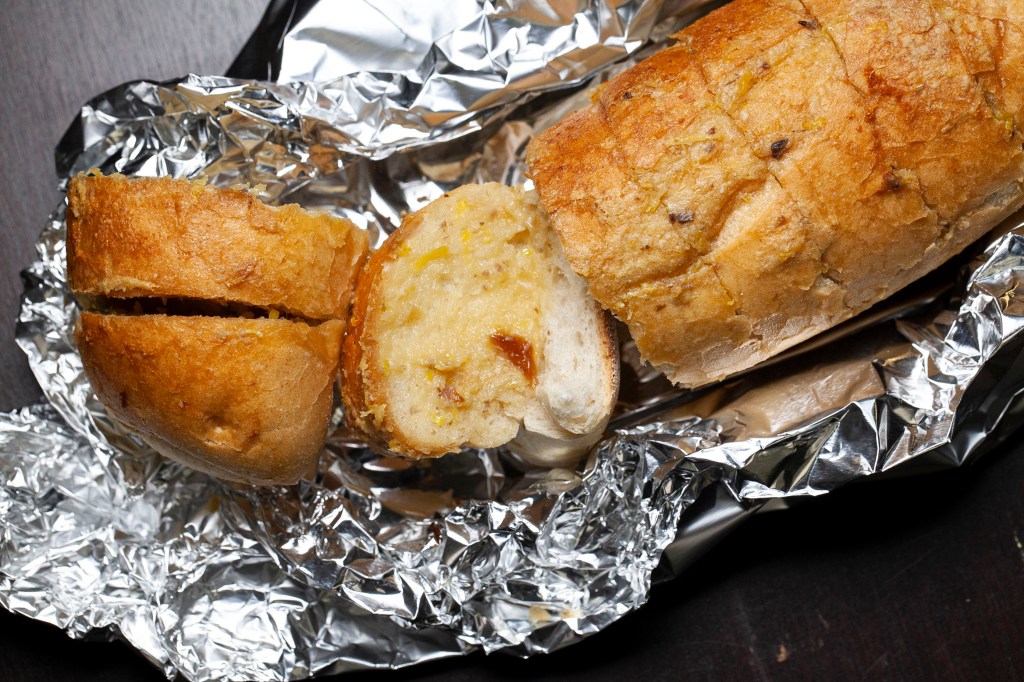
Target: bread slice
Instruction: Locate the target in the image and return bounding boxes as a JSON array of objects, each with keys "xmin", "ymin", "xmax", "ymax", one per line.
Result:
[
  {"xmin": 342, "ymin": 183, "xmax": 618, "ymax": 467},
  {"xmin": 67, "ymin": 172, "xmax": 368, "ymax": 321},
  {"xmin": 76, "ymin": 312, "xmax": 344, "ymax": 485}
]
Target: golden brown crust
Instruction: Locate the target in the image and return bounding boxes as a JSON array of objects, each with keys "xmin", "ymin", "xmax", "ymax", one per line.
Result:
[
  {"xmin": 527, "ymin": 0, "xmax": 1024, "ymax": 387},
  {"xmin": 682, "ymin": 0, "xmax": 936, "ymax": 285},
  {"xmin": 931, "ymin": 0, "xmax": 1024, "ymax": 131},
  {"xmin": 340, "ymin": 209, "xmax": 418, "ymax": 455},
  {"xmin": 67, "ymin": 173, "xmax": 369, "ymax": 321},
  {"xmin": 525, "ymin": 106, "xmax": 684, "ymax": 305},
  {"xmin": 595, "ymin": 44, "xmax": 768, "ymax": 285},
  {"xmin": 67, "ymin": 172, "xmax": 365, "ymax": 484},
  {"xmin": 76, "ymin": 312, "xmax": 344, "ymax": 485},
  {"xmin": 801, "ymin": 0, "xmax": 1024, "ymax": 222}
]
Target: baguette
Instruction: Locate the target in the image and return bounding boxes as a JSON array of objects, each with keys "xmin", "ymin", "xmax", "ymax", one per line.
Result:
[
  {"xmin": 341, "ymin": 183, "xmax": 618, "ymax": 466},
  {"xmin": 68, "ymin": 173, "xmax": 369, "ymax": 485},
  {"xmin": 526, "ymin": 0, "xmax": 1024, "ymax": 387}
]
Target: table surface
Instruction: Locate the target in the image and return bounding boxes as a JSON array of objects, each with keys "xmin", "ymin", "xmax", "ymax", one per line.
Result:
[{"xmin": 1, "ymin": 2, "xmax": 1023, "ymax": 681}]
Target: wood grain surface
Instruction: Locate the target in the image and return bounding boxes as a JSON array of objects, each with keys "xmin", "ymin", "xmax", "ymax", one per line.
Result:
[{"xmin": 0, "ymin": 1, "xmax": 1022, "ymax": 681}]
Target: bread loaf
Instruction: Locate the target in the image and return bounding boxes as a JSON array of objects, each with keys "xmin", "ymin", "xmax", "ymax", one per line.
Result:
[
  {"xmin": 526, "ymin": 0, "xmax": 1024, "ymax": 387},
  {"xmin": 68, "ymin": 173, "xmax": 369, "ymax": 485},
  {"xmin": 342, "ymin": 184, "xmax": 618, "ymax": 466}
]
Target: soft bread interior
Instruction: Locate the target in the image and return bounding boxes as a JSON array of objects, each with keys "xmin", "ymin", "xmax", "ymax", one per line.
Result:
[
  {"xmin": 513, "ymin": 217, "xmax": 619, "ymax": 466},
  {"xmin": 352, "ymin": 184, "xmax": 617, "ymax": 463}
]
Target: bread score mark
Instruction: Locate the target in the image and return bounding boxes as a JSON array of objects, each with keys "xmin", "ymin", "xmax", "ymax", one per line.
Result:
[
  {"xmin": 66, "ymin": 172, "xmax": 370, "ymax": 485},
  {"xmin": 79, "ymin": 294, "xmax": 313, "ymax": 323}
]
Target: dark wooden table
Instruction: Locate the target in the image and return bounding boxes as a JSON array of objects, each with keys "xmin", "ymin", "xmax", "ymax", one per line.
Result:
[{"xmin": 1, "ymin": 2, "xmax": 1023, "ymax": 680}]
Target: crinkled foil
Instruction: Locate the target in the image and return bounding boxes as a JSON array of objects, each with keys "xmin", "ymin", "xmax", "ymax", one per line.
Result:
[
  {"xmin": 231, "ymin": 0, "xmax": 703, "ymax": 158},
  {"xmin": 4, "ymin": 1, "xmax": 1024, "ymax": 680}
]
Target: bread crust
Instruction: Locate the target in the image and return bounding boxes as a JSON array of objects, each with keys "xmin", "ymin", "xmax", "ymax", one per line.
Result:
[
  {"xmin": 67, "ymin": 173, "xmax": 369, "ymax": 321},
  {"xmin": 527, "ymin": 0, "xmax": 1024, "ymax": 387},
  {"xmin": 67, "ymin": 172, "xmax": 366, "ymax": 484},
  {"xmin": 801, "ymin": 0, "xmax": 1024, "ymax": 222},
  {"xmin": 76, "ymin": 312, "xmax": 344, "ymax": 485},
  {"xmin": 340, "ymin": 205, "xmax": 415, "ymax": 455}
]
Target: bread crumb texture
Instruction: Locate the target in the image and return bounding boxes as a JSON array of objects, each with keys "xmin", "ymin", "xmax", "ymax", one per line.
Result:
[{"xmin": 346, "ymin": 185, "xmax": 556, "ymax": 456}]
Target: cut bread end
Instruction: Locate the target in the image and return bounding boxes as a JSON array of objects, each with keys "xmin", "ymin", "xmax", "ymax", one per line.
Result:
[
  {"xmin": 342, "ymin": 183, "xmax": 618, "ymax": 466},
  {"xmin": 76, "ymin": 311, "xmax": 344, "ymax": 485},
  {"xmin": 66, "ymin": 172, "xmax": 369, "ymax": 322}
]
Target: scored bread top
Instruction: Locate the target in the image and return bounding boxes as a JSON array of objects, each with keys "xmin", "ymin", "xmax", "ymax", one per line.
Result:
[
  {"xmin": 798, "ymin": 0, "xmax": 1023, "ymax": 225},
  {"xmin": 67, "ymin": 173, "xmax": 369, "ymax": 321},
  {"xmin": 76, "ymin": 312, "xmax": 344, "ymax": 485},
  {"xmin": 527, "ymin": 0, "xmax": 1024, "ymax": 387},
  {"xmin": 931, "ymin": 0, "xmax": 1024, "ymax": 136},
  {"xmin": 342, "ymin": 183, "xmax": 618, "ymax": 461}
]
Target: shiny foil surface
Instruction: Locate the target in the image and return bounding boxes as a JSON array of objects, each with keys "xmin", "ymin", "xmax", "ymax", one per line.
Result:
[{"xmin": 4, "ymin": 1, "xmax": 1024, "ymax": 680}]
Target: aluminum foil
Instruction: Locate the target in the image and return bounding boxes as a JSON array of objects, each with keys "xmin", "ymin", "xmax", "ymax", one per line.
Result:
[
  {"xmin": 4, "ymin": 1, "xmax": 1024, "ymax": 680},
  {"xmin": 229, "ymin": 0, "xmax": 702, "ymax": 157}
]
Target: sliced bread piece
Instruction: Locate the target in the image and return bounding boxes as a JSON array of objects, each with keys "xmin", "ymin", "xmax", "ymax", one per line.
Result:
[
  {"xmin": 76, "ymin": 311, "xmax": 344, "ymax": 485},
  {"xmin": 67, "ymin": 172, "xmax": 369, "ymax": 321},
  {"xmin": 342, "ymin": 183, "xmax": 618, "ymax": 466}
]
